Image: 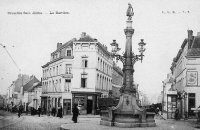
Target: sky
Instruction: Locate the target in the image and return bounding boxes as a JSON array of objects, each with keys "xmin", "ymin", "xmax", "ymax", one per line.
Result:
[{"xmin": 0, "ymin": 0, "xmax": 200, "ymax": 102}]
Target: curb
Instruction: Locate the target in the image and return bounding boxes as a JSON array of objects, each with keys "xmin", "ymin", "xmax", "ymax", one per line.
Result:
[{"xmin": 0, "ymin": 116, "xmax": 25, "ymax": 129}]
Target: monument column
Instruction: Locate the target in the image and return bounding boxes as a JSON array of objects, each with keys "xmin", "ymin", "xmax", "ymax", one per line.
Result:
[{"xmin": 100, "ymin": 3, "xmax": 156, "ymax": 128}]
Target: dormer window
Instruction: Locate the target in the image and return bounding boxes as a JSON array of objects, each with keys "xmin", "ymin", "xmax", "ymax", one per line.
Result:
[
  {"xmin": 66, "ymin": 49, "xmax": 72, "ymax": 56},
  {"xmin": 67, "ymin": 50, "xmax": 71, "ymax": 56}
]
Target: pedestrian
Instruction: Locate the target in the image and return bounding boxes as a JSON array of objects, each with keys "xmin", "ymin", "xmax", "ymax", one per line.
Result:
[
  {"xmin": 26, "ymin": 105, "xmax": 28, "ymax": 115},
  {"xmin": 18, "ymin": 105, "xmax": 23, "ymax": 118},
  {"xmin": 52, "ymin": 107, "xmax": 56, "ymax": 117},
  {"xmin": 175, "ymin": 108, "xmax": 179, "ymax": 120},
  {"xmin": 155, "ymin": 107, "xmax": 160, "ymax": 115},
  {"xmin": 57, "ymin": 107, "xmax": 60, "ymax": 117},
  {"xmin": 72, "ymin": 104, "xmax": 79, "ymax": 123},
  {"xmin": 38, "ymin": 106, "xmax": 41, "ymax": 117},
  {"xmin": 57, "ymin": 106, "xmax": 63, "ymax": 118},
  {"xmin": 60, "ymin": 106, "xmax": 63, "ymax": 118},
  {"xmin": 18, "ymin": 106, "xmax": 21, "ymax": 118}
]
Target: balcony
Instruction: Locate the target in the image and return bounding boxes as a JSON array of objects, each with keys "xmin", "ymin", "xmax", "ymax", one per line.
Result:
[{"xmin": 61, "ymin": 73, "xmax": 73, "ymax": 78}]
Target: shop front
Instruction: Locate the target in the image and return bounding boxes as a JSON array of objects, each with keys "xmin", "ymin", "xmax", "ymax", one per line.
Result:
[
  {"xmin": 167, "ymin": 94, "xmax": 177, "ymax": 119},
  {"xmin": 71, "ymin": 91, "xmax": 101, "ymax": 115},
  {"xmin": 41, "ymin": 96, "xmax": 47, "ymax": 114}
]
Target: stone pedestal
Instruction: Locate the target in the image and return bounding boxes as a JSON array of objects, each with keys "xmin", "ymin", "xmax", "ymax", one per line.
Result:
[{"xmin": 100, "ymin": 93, "xmax": 156, "ymax": 128}]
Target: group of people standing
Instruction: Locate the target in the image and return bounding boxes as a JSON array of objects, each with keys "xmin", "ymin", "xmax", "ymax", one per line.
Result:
[{"xmin": 17, "ymin": 103, "xmax": 80, "ymax": 123}]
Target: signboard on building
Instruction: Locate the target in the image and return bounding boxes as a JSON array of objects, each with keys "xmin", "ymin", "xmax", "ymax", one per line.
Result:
[{"xmin": 186, "ymin": 71, "xmax": 198, "ymax": 86}]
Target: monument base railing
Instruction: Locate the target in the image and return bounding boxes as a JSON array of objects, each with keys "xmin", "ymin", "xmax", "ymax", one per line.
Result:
[{"xmin": 100, "ymin": 94, "xmax": 156, "ymax": 128}]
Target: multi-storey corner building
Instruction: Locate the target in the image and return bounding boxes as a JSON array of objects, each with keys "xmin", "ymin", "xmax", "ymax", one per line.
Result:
[
  {"xmin": 41, "ymin": 38, "xmax": 75, "ymax": 115},
  {"xmin": 170, "ymin": 30, "xmax": 200, "ymax": 118},
  {"xmin": 41, "ymin": 32, "xmax": 113, "ymax": 115}
]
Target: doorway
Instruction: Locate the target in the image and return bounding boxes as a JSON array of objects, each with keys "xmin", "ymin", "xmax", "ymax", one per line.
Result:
[
  {"xmin": 87, "ymin": 99, "xmax": 93, "ymax": 114},
  {"xmin": 63, "ymin": 99, "xmax": 71, "ymax": 115},
  {"xmin": 188, "ymin": 93, "xmax": 195, "ymax": 118}
]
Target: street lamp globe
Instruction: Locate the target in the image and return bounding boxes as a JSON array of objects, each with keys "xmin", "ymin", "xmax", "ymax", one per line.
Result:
[{"xmin": 138, "ymin": 39, "xmax": 146, "ymax": 53}]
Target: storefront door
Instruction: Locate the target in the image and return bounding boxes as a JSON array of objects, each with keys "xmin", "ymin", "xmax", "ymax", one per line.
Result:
[
  {"xmin": 63, "ymin": 99, "xmax": 71, "ymax": 115},
  {"xmin": 87, "ymin": 99, "xmax": 93, "ymax": 114},
  {"xmin": 188, "ymin": 93, "xmax": 195, "ymax": 118},
  {"xmin": 167, "ymin": 95, "xmax": 177, "ymax": 119}
]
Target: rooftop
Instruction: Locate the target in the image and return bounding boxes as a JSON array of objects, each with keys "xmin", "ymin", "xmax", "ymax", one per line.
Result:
[{"xmin": 23, "ymin": 76, "xmax": 40, "ymax": 92}]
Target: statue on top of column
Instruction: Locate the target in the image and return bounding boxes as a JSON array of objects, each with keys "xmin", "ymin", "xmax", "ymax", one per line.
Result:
[{"xmin": 126, "ymin": 3, "xmax": 134, "ymax": 20}]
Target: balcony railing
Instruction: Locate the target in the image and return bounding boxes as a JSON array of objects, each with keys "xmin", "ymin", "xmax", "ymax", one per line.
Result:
[{"xmin": 61, "ymin": 73, "xmax": 73, "ymax": 78}]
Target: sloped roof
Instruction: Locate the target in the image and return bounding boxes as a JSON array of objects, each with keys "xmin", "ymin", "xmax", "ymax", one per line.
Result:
[
  {"xmin": 14, "ymin": 75, "xmax": 30, "ymax": 93},
  {"xmin": 187, "ymin": 48, "xmax": 200, "ymax": 57},
  {"xmin": 191, "ymin": 36, "xmax": 200, "ymax": 48},
  {"xmin": 27, "ymin": 82, "xmax": 42, "ymax": 92},
  {"xmin": 23, "ymin": 76, "xmax": 40, "ymax": 92},
  {"xmin": 51, "ymin": 38, "xmax": 76, "ymax": 55},
  {"xmin": 187, "ymin": 36, "xmax": 200, "ymax": 57}
]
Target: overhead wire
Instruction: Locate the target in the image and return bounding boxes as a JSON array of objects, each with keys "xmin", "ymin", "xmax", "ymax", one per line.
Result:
[{"xmin": 0, "ymin": 43, "xmax": 21, "ymax": 73}]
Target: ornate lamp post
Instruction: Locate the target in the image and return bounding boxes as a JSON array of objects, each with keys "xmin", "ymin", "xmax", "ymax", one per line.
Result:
[{"xmin": 100, "ymin": 3, "xmax": 156, "ymax": 128}]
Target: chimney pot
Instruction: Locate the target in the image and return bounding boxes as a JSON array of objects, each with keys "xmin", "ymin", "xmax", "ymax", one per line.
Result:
[
  {"xmin": 188, "ymin": 30, "xmax": 193, "ymax": 49},
  {"xmin": 94, "ymin": 39, "xmax": 97, "ymax": 42},
  {"xmin": 188, "ymin": 30, "xmax": 193, "ymax": 38},
  {"xmin": 57, "ymin": 42, "xmax": 62, "ymax": 49},
  {"xmin": 81, "ymin": 32, "xmax": 86, "ymax": 38}
]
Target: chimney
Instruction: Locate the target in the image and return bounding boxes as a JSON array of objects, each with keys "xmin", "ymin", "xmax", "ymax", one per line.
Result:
[
  {"xmin": 57, "ymin": 42, "xmax": 62, "ymax": 49},
  {"xmin": 105, "ymin": 45, "xmax": 107, "ymax": 50},
  {"xmin": 81, "ymin": 32, "xmax": 86, "ymax": 38},
  {"xmin": 188, "ymin": 30, "xmax": 193, "ymax": 49},
  {"xmin": 94, "ymin": 38, "xmax": 98, "ymax": 42}
]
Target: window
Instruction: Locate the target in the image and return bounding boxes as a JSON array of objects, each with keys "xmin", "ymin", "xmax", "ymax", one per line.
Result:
[
  {"xmin": 81, "ymin": 78, "xmax": 87, "ymax": 88},
  {"xmin": 49, "ymin": 68, "xmax": 52, "ymax": 76},
  {"xmin": 53, "ymin": 67, "xmax": 55, "ymax": 76},
  {"xmin": 65, "ymin": 79, "xmax": 71, "ymax": 92},
  {"xmin": 60, "ymin": 64, "xmax": 62, "ymax": 74},
  {"xmin": 65, "ymin": 64, "xmax": 72, "ymax": 74},
  {"xmin": 82, "ymin": 59, "xmax": 88, "ymax": 68},
  {"xmin": 49, "ymin": 81, "xmax": 51, "ymax": 92},
  {"xmin": 66, "ymin": 50, "xmax": 72, "ymax": 56}
]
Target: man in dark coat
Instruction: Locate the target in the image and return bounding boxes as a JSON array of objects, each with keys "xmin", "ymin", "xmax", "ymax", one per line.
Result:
[
  {"xmin": 72, "ymin": 104, "xmax": 79, "ymax": 123},
  {"xmin": 57, "ymin": 106, "xmax": 63, "ymax": 118},
  {"xmin": 38, "ymin": 106, "xmax": 41, "ymax": 117},
  {"xmin": 175, "ymin": 108, "xmax": 179, "ymax": 120},
  {"xmin": 18, "ymin": 106, "xmax": 21, "ymax": 118},
  {"xmin": 18, "ymin": 105, "xmax": 23, "ymax": 117},
  {"xmin": 52, "ymin": 107, "xmax": 56, "ymax": 117},
  {"xmin": 60, "ymin": 106, "xmax": 63, "ymax": 118}
]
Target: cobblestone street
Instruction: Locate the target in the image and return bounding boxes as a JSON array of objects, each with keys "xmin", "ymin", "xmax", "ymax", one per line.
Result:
[{"xmin": 0, "ymin": 111, "xmax": 200, "ymax": 130}]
